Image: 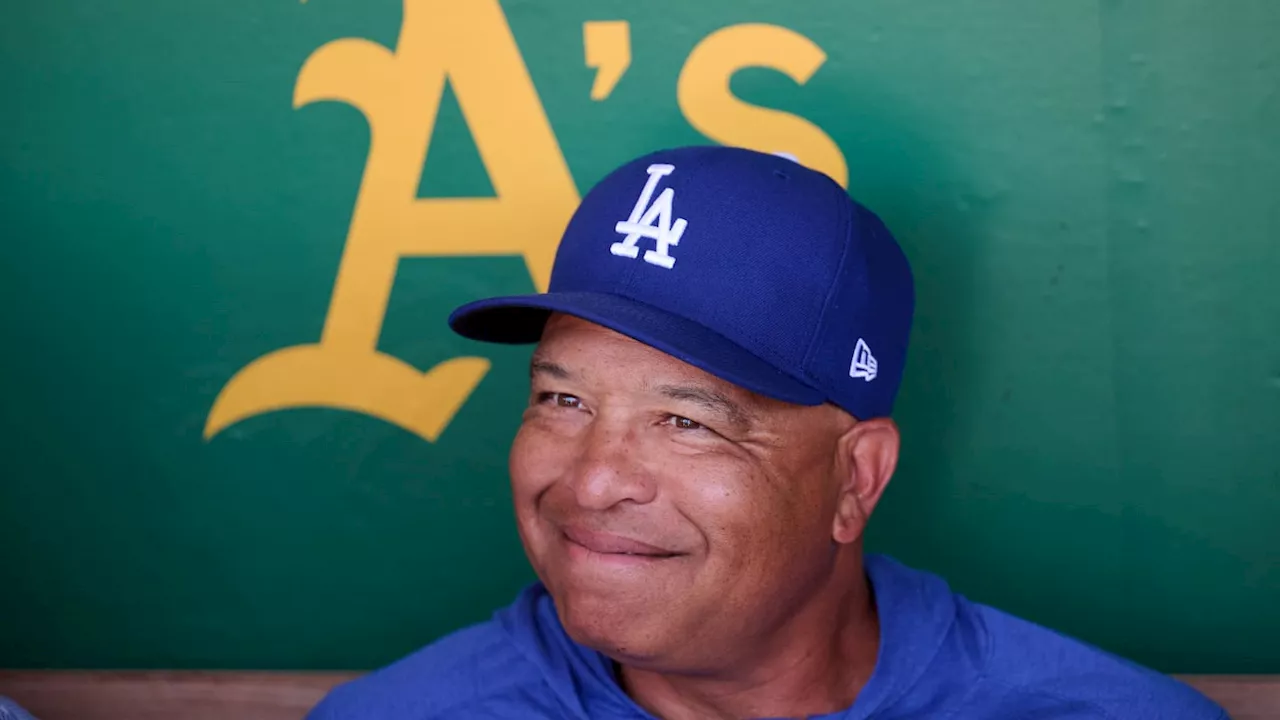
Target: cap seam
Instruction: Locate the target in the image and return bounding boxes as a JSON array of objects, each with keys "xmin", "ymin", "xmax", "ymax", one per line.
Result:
[{"xmin": 800, "ymin": 190, "xmax": 856, "ymax": 376}]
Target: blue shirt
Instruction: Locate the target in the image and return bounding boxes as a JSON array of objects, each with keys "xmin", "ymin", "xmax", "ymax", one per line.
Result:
[{"xmin": 307, "ymin": 554, "xmax": 1227, "ymax": 719}]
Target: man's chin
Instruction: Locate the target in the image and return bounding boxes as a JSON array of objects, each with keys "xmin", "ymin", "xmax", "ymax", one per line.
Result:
[{"xmin": 553, "ymin": 592, "xmax": 671, "ymax": 661}]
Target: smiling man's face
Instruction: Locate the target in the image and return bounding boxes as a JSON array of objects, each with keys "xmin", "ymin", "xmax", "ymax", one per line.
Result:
[{"xmin": 508, "ymin": 313, "xmax": 859, "ymax": 671}]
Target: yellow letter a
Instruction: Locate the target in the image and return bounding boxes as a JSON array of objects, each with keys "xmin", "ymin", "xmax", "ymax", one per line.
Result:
[{"xmin": 205, "ymin": 0, "xmax": 579, "ymax": 442}]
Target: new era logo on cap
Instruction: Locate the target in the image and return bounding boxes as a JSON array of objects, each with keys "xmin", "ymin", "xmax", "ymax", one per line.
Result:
[
  {"xmin": 448, "ymin": 145, "xmax": 915, "ymax": 420},
  {"xmin": 850, "ymin": 338, "xmax": 878, "ymax": 382}
]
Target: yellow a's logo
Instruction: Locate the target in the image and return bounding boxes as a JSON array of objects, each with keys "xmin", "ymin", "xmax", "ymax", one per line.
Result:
[
  {"xmin": 205, "ymin": 0, "xmax": 579, "ymax": 442},
  {"xmin": 206, "ymin": 0, "xmax": 847, "ymax": 443}
]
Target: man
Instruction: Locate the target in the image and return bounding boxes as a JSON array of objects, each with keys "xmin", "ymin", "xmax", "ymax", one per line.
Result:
[{"xmin": 309, "ymin": 146, "xmax": 1226, "ymax": 719}]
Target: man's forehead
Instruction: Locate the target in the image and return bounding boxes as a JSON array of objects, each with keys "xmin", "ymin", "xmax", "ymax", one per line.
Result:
[{"xmin": 533, "ymin": 314, "xmax": 765, "ymax": 403}]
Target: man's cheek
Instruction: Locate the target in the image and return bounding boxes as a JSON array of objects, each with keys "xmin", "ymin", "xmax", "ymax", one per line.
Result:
[
  {"xmin": 510, "ymin": 426, "xmax": 565, "ymax": 490},
  {"xmin": 679, "ymin": 465, "xmax": 754, "ymax": 518}
]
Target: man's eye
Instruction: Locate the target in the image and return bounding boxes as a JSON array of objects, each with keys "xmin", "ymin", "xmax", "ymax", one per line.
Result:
[
  {"xmin": 667, "ymin": 415, "xmax": 704, "ymax": 431},
  {"xmin": 539, "ymin": 392, "xmax": 581, "ymax": 408}
]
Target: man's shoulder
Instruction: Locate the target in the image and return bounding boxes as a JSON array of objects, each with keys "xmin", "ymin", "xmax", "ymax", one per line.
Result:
[
  {"xmin": 962, "ymin": 601, "xmax": 1226, "ymax": 719},
  {"xmin": 304, "ymin": 618, "xmax": 548, "ymax": 720}
]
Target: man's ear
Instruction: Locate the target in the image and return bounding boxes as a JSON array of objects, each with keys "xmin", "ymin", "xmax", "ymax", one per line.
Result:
[{"xmin": 831, "ymin": 418, "xmax": 901, "ymax": 545}]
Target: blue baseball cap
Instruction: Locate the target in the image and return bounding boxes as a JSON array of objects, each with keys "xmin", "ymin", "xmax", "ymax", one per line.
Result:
[{"xmin": 448, "ymin": 145, "xmax": 914, "ymax": 420}]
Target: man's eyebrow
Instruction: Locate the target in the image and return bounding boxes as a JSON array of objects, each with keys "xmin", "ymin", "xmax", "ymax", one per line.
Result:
[
  {"xmin": 529, "ymin": 358, "xmax": 573, "ymax": 380},
  {"xmin": 656, "ymin": 384, "xmax": 755, "ymax": 428}
]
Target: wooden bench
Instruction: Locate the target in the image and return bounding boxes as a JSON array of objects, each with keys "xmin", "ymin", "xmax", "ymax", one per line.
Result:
[{"xmin": 1, "ymin": 671, "xmax": 1277, "ymax": 719}]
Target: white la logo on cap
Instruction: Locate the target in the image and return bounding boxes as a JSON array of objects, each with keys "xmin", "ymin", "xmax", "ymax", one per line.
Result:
[
  {"xmin": 850, "ymin": 338, "xmax": 878, "ymax": 382},
  {"xmin": 611, "ymin": 163, "xmax": 687, "ymax": 269}
]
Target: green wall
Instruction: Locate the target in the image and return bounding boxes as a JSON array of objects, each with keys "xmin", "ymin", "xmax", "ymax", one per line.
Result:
[{"xmin": 2, "ymin": 0, "xmax": 1277, "ymax": 673}]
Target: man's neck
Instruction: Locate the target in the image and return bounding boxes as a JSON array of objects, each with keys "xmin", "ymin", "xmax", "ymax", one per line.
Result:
[{"xmin": 616, "ymin": 557, "xmax": 880, "ymax": 720}]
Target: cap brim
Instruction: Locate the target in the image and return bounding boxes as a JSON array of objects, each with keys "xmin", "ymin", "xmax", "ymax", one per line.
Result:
[{"xmin": 448, "ymin": 292, "xmax": 826, "ymax": 407}]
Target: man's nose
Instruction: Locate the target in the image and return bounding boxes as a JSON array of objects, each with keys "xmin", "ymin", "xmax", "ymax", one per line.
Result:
[{"xmin": 567, "ymin": 417, "xmax": 657, "ymax": 510}]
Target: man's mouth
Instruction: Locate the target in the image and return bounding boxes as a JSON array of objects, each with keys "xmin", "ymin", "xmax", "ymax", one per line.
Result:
[{"xmin": 560, "ymin": 525, "xmax": 680, "ymax": 559}]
